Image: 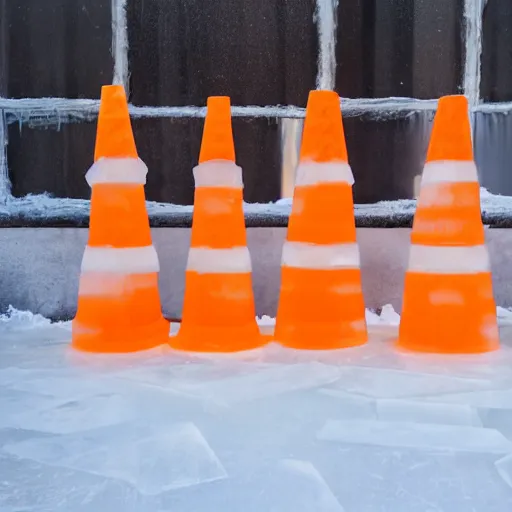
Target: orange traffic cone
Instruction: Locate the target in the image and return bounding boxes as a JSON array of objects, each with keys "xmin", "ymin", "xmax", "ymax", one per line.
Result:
[
  {"xmin": 397, "ymin": 95, "xmax": 499, "ymax": 354},
  {"xmin": 274, "ymin": 90, "xmax": 368, "ymax": 350},
  {"xmin": 170, "ymin": 96, "xmax": 265, "ymax": 352},
  {"xmin": 71, "ymin": 85, "xmax": 169, "ymax": 353}
]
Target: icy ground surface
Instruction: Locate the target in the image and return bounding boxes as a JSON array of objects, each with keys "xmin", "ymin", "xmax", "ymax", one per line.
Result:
[{"xmin": 2, "ymin": 307, "xmax": 512, "ymax": 511}]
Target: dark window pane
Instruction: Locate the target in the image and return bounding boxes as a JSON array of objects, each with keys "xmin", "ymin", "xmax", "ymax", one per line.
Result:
[
  {"xmin": 133, "ymin": 116, "xmax": 281, "ymax": 205},
  {"xmin": 474, "ymin": 111, "xmax": 512, "ymax": 195},
  {"xmin": 336, "ymin": 0, "xmax": 464, "ymax": 99},
  {"xmin": 0, "ymin": 0, "xmax": 7, "ymax": 96},
  {"xmin": 345, "ymin": 110, "xmax": 433, "ymax": 203},
  {"xmin": 128, "ymin": 0, "xmax": 317, "ymax": 106},
  {"xmin": 481, "ymin": 0, "xmax": 512, "ymax": 102},
  {"xmin": 132, "ymin": 117, "xmax": 201, "ymax": 206},
  {"xmin": 8, "ymin": 121, "xmax": 95, "ymax": 198},
  {"xmin": 8, "ymin": 114, "xmax": 281, "ymax": 205},
  {"xmin": 5, "ymin": 0, "xmax": 113, "ymax": 98}
]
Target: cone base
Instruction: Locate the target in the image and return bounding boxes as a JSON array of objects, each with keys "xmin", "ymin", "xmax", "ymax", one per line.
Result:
[
  {"xmin": 170, "ymin": 323, "xmax": 267, "ymax": 353},
  {"xmin": 275, "ymin": 322, "xmax": 368, "ymax": 351},
  {"xmin": 71, "ymin": 315, "xmax": 170, "ymax": 354},
  {"xmin": 395, "ymin": 336, "xmax": 499, "ymax": 355},
  {"xmin": 398, "ymin": 271, "xmax": 500, "ymax": 354}
]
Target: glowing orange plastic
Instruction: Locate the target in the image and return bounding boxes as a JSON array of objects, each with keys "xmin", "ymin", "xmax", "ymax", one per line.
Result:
[
  {"xmin": 199, "ymin": 96, "xmax": 236, "ymax": 164},
  {"xmin": 94, "ymin": 85, "xmax": 138, "ymax": 161},
  {"xmin": 397, "ymin": 94, "xmax": 499, "ymax": 354},
  {"xmin": 426, "ymin": 95, "xmax": 474, "ymax": 163},
  {"xmin": 274, "ymin": 90, "xmax": 368, "ymax": 350},
  {"xmin": 398, "ymin": 272, "xmax": 499, "ymax": 354},
  {"xmin": 170, "ymin": 96, "xmax": 265, "ymax": 353},
  {"xmin": 73, "ymin": 274, "xmax": 169, "ymax": 353},
  {"xmin": 299, "ymin": 90, "xmax": 349, "ymax": 163},
  {"xmin": 72, "ymin": 85, "xmax": 169, "ymax": 353}
]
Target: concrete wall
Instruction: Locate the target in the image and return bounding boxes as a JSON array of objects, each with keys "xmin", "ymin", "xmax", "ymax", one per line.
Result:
[{"xmin": 2, "ymin": 227, "xmax": 512, "ymax": 321}]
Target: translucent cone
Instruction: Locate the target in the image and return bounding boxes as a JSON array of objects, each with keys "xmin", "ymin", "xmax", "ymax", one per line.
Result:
[
  {"xmin": 397, "ymin": 95, "xmax": 499, "ymax": 354},
  {"xmin": 72, "ymin": 85, "xmax": 169, "ymax": 353},
  {"xmin": 170, "ymin": 96, "xmax": 265, "ymax": 352},
  {"xmin": 274, "ymin": 90, "xmax": 368, "ymax": 350}
]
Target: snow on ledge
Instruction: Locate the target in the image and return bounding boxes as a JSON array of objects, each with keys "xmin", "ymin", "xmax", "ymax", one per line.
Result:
[{"xmin": 2, "ymin": 187, "xmax": 512, "ymax": 222}]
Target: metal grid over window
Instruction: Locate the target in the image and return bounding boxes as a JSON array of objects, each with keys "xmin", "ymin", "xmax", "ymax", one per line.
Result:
[{"xmin": 0, "ymin": 0, "xmax": 509, "ymax": 207}]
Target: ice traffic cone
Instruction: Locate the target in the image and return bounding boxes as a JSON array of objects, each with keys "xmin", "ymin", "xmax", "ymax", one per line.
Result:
[
  {"xmin": 274, "ymin": 90, "xmax": 368, "ymax": 350},
  {"xmin": 72, "ymin": 85, "xmax": 169, "ymax": 353},
  {"xmin": 170, "ymin": 96, "xmax": 264, "ymax": 352},
  {"xmin": 397, "ymin": 95, "xmax": 499, "ymax": 354}
]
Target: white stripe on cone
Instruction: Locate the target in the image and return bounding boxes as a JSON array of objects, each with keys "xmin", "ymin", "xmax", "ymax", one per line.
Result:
[
  {"xmin": 81, "ymin": 245, "xmax": 160, "ymax": 273},
  {"xmin": 421, "ymin": 161, "xmax": 479, "ymax": 185},
  {"xmin": 193, "ymin": 160, "xmax": 244, "ymax": 189},
  {"xmin": 295, "ymin": 161, "xmax": 355, "ymax": 187},
  {"xmin": 408, "ymin": 244, "xmax": 491, "ymax": 274},
  {"xmin": 78, "ymin": 272, "xmax": 157, "ymax": 296},
  {"xmin": 187, "ymin": 246, "xmax": 252, "ymax": 273},
  {"xmin": 282, "ymin": 241, "xmax": 360, "ymax": 269},
  {"xmin": 86, "ymin": 157, "xmax": 148, "ymax": 186}
]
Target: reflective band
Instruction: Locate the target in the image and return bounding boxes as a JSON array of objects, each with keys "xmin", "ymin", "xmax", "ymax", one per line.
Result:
[
  {"xmin": 408, "ymin": 245, "xmax": 490, "ymax": 274},
  {"xmin": 81, "ymin": 245, "xmax": 160, "ymax": 273},
  {"xmin": 418, "ymin": 183, "xmax": 479, "ymax": 208},
  {"xmin": 421, "ymin": 161, "xmax": 479, "ymax": 185},
  {"xmin": 85, "ymin": 157, "xmax": 148, "ymax": 186},
  {"xmin": 187, "ymin": 246, "xmax": 252, "ymax": 273},
  {"xmin": 193, "ymin": 160, "xmax": 244, "ymax": 189},
  {"xmin": 78, "ymin": 273, "xmax": 157, "ymax": 296},
  {"xmin": 295, "ymin": 161, "xmax": 355, "ymax": 187},
  {"xmin": 282, "ymin": 242, "xmax": 360, "ymax": 270}
]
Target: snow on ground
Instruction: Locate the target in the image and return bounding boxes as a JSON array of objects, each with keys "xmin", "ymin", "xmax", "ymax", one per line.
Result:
[{"xmin": 2, "ymin": 307, "xmax": 512, "ymax": 511}]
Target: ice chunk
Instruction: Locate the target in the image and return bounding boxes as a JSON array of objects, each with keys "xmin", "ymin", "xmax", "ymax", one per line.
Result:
[
  {"xmin": 378, "ymin": 304, "xmax": 401, "ymax": 325},
  {"xmin": 424, "ymin": 389, "xmax": 512, "ymax": 409},
  {"xmin": 497, "ymin": 306, "xmax": 512, "ymax": 326},
  {"xmin": 376, "ymin": 399, "xmax": 482, "ymax": 426},
  {"xmin": 269, "ymin": 459, "xmax": 346, "ymax": 512},
  {"xmin": 317, "ymin": 420, "xmax": 512, "ymax": 454},
  {"xmin": 0, "ymin": 453, "xmax": 153, "ymax": 512},
  {"xmin": 0, "ymin": 306, "xmax": 53, "ymax": 330},
  {"xmin": 5, "ymin": 393, "xmax": 137, "ymax": 434},
  {"xmin": 124, "ymin": 362, "xmax": 341, "ymax": 407},
  {"xmin": 496, "ymin": 453, "xmax": 512, "ymax": 489},
  {"xmin": 480, "ymin": 408, "xmax": 512, "ymax": 440},
  {"xmin": 318, "ymin": 389, "xmax": 376, "ymax": 420},
  {"xmin": 191, "ymin": 362, "xmax": 341, "ymax": 406},
  {"xmin": 4, "ymin": 422, "xmax": 227, "ymax": 496},
  {"xmin": 4, "ymin": 369, "xmax": 126, "ymax": 401},
  {"xmin": 328, "ymin": 366, "xmax": 493, "ymax": 399}
]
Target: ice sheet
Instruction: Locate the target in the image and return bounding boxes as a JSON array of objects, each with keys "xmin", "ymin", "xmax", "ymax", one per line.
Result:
[
  {"xmin": 268, "ymin": 459, "xmax": 346, "ymax": 512},
  {"xmin": 376, "ymin": 398, "xmax": 482, "ymax": 426},
  {"xmin": 3, "ymin": 422, "xmax": 227, "ymax": 496},
  {"xmin": 496, "ymin": 453, "xmax": 512, "ymax": 489},
  {"xmin": 2, "ymin": 307, "xmax": 512, "ymax": 510},
  {"xmin": 326, "ymin": 366, "xmax": 496, "ymax": 399},
  {"xmin": 423, "ymin": 389, "xmax": 512, "ymax": 409},
  {"xmin": 317, "ymin": 419, "xmax": 512, "ymax": 454}
]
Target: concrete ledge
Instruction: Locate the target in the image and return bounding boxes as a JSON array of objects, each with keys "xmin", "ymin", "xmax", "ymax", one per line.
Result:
[
  {"xmin": 2, "ymin": 227, "xmax": 512, "ymax": 321},
  {"xmin": 3, "ymin": 191, "xmax": 512, "ymax": 228}
]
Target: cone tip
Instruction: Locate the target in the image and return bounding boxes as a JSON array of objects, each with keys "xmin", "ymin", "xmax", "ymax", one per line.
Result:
[
  {"xmin": 426, "ymin": 94, "xmax": 473, "ymax": 163},
  {"xmin": 306, "ymin": 89, "xmax": 341, "ymax": 111},
  {"xmin": 206, "ymin": 96, "xmax": 231, "ymax": 108},
  {"xmin": 300, "ymin": 89, "xmax": 347, "ymax": 163},
  {"xmin": 199, "ymin": 95, "xmax": 236, "ymax": 164},
  {"xmin": 94, "ymin": 84, "xmax": 137, "ymax": 161},
  {"xmin": 437, "ymin": 94, "xmax": 468, "ymax": 109}
]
